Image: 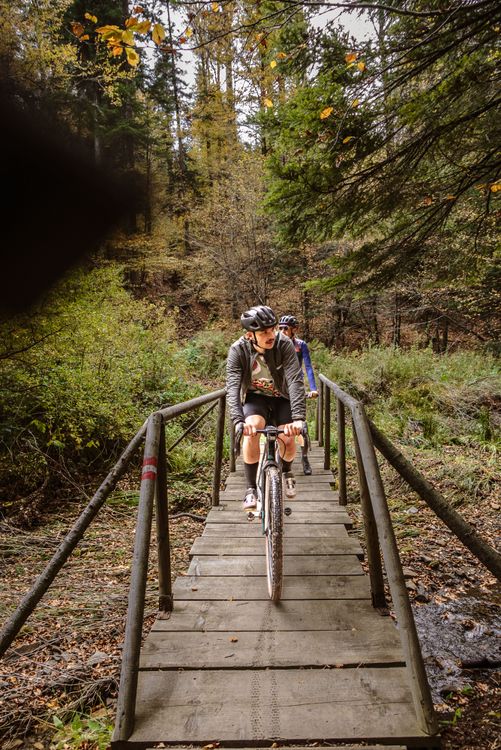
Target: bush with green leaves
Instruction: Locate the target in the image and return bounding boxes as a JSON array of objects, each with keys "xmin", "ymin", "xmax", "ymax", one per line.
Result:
[
  {"xmin": 0, "ymin": 263, "xmax": 202, "ymax": 513},
  {"xmin": 310, "ymin": 343, "xmax": 500, "ymax": 448}
]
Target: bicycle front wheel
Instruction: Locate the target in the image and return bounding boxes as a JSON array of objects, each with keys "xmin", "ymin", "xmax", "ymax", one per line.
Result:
[{"xmin": 264, "ymin": 465, "xmax": 284, "ymax": 602}]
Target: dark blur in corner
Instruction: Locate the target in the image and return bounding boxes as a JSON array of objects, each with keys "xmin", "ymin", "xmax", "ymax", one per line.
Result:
[{"xmin": 0, "ymin": 81, "xmax": 137, "ymax": 313}]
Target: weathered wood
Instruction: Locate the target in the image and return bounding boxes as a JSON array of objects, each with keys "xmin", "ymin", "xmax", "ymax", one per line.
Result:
[
  {"xmin": 351, "ymin": 404, "xmax": 438, "ymax": 735},
  {"xmin": 353, "ymin": 426, "xmax": 386, "ymax": 609},
  {"xmin": 369, "ymin": 419, "xmax": 501, "ymax": 581},
  {"xmin": 173, "ymin": 574, "xmax": 370, "ymax": 600},
  {"xmin": 217, "ymin": 500, "xmax": 345, "ymax": 512},
  {"xmin": 190, "ymin": 536, "xmax": 363, "ymax": 557},
  {"xmin": 211, "ymin": 395, "xmax": 226, "ymax": 507},
  {"xmin": 114, "ymin": 412, "xmax": 162, "ymax": 742},
  {"xmin": 203, "ymin": 522, "xmax": 351, "ymax": 536},
  {"xmin": 151, "ymin": 599, "xmax": 397, "ymax": 633},
  {"xmin": 337, "ymin": 398, "xmax": 347, "ymax": 505},
  {"xmin": 188, "ymin": 554, "xmax": 363, "ymax": 576},
  {"xmin": 324, "ymin": 382, "xmax": 331, "ymax": 470},
  {"xmin": 224, "ymin": 478, "xmax": 335, "ymax": 489},
  {"xmin": 155, "ymin": 422, "xmax": 172, "ymax": 613},
  {"xmin": 140, "ymin": 628, "xmax": 403, "ymax": 669},
  {"xmin": 205, "ymin": 509, "xmax": 352, "ymax": 525},
  {"xmin": 220, "ymin": 490, "xmax": 340, "ymax": 501},
  {"xmin": 127, "ymin": 668, "xmax": 425, "ymax": 745}
]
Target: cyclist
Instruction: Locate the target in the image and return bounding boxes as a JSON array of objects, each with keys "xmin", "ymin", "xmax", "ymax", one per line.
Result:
[
  {"xmin": 278, "ymin": 314, "xmax": 318, "ymax": 475},
  {"xmin": 226, "ymin": 305, "xmax": 306, "ymax": 510}
]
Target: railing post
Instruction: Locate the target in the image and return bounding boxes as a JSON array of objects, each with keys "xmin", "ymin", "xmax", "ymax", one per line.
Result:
[
  {"xmin": 318, "ymin": 380, "xmax": 324, "ymax": 447},
  {"xmin": 352, "ymin": 426, "xmax": 386, "ymax": 608},
  {"xmin": 352, "ymin": 405, "xmax": 438, "ymax": 736},
  {"xmin": 229, "ymin": 420, "xmax": 236, "ymax": 473},
  {"xmin": 323, "ymin": 383, "xmax": 331, "ymax": 470},
  {"xmin": 212, "ymin": 395, "xmax": 226, "ymax": 506},
  {"xmin": 156, "ymin": 420, "xmax": 172, "ymax": 614},
  {"xmin": 336, "ymin": 399, "xmax": 347, "ymax": 506},
  {"xmin": 113, "ymin": 412, "xmax": 162, "ymax": 742}
]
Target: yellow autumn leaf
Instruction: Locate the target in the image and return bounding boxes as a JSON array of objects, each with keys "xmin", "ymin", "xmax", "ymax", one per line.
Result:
[
  {"xmin": 343, "ymin": 136, "xmax": 354, "ymax": 143},
  {"xmin": 270, "ymin": 60, "xmax": 277, "ymax": 69},
  {"xmin": 80, "ymin": 34, "xmax": 90, "ymax": 41},
  {"xmin": 277, "ymin": 51, "xmax": 287, "ymax": 59},
  {"xmin": 263, "ymin": 98, "xmax": 273, "ymax": 108},
  {"xmin": 352, "ymin": 98, "xmax": 359, "ymax": 107},
  {"xmin": 490, "ymin": 182, "xmax": 501, "ymax": 192},
  {"xmin": 357, "ymin": 61, "xmax": 366, "ymax": 72},
  {"xmin": 212, "ymin": 2, "xmax": 219, "ymax": 10},
  {"xmin": 125, "ymin": 46, "xmax": 140, "ymax": 66},
  {"xmin": 96, "ymin": 25, "xmax": 122, "ymax": 43},
  {"xmin": 152, "ymin": 23, "xmax": 166, "ymax": 45},
  {"xmin": 122, "ymin": 29, "xmax": 134, "ymax": 46},
  {"xmin": 111, "ymin": 44, "xmax": 123, "ymax": 57},
  {"xmin": 125, "ymin": 16, "xmax": 138, "ymax": 28},
  {"xmin": 320, "ymin": 106, "xmax": 333, "ymax": 120},
  {"xmin": 185, "ymin": 27, "xmax": 193, "ymax": 38},
  {"xmin": 135, "ymin": 20, "xmax": 151, "ymax": 34},
  {"xmin": 84, "ymin": 13, "xmax": 97, "ymax": 23},
  {"xmin": 345, "ymin": 52, "xmax": 357, "ymax": 63}
]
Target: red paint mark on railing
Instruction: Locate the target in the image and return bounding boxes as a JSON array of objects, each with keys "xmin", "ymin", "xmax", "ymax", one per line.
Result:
[{"xmin": 142, "ymin": 456, "xmax": 158, "ymax": 481}]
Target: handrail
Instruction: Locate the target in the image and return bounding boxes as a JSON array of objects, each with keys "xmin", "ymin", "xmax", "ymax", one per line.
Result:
[
  {"xmin": 318, "ymin": 373, "xmax": 438, "ymax": 736},
  {"xmin": 113, "ymin": 387, "xmax": 227, "ymax": 742}
]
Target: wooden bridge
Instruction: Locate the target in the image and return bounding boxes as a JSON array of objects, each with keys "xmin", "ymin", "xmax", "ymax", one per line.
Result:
[
  {"xmin": 122, "ymin": 440, "xmax": 437, "ymax": 749},
  {"xmin": 0, "ymin": 376, "xmax": 446, "ymax": 749}
]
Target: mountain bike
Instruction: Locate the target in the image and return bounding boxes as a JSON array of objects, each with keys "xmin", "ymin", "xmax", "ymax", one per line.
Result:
[{"xmin": 235, "ymin": 424, "xmax": 305, "ymax": 602}]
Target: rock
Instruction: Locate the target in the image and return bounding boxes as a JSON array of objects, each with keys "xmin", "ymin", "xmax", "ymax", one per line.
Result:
[
  {"xmin": 86, "ymin": 651, "xmax": 109, "ymax": 666},
  {"xmin": 403, "ymin": 567, "xmax": 418, "ymax": 578}
]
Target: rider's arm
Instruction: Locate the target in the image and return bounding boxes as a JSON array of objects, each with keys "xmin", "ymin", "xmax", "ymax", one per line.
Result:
[
  {"xmin": 300, "ymin": 340, "xmax": 317, "ymax": 391},
  {"xmin": 226, "ymin": 343, "xmax": 245, "ymax": 426},
  {"xmin": 281, "ymin": 337, "xmax": 306, "ymax": 422}
]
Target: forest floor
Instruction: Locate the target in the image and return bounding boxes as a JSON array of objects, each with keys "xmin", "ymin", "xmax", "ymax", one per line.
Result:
[{"xmin": 0, "ymin": 454, "xmax": 499, "ymax": 750}]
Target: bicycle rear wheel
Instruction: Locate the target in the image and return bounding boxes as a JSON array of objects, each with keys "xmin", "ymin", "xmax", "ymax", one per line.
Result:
[{"xmin": 263, "ymin": 465, "xmax": 284, "ymax": 601}]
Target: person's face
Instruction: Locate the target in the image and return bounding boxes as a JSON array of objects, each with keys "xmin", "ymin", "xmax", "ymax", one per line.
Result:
[
  {"xmin": 248, "ymin": 326, "xmax": 277, "ymax": 349},
  {"xmin": 279, "ymin": 324, "xmax": 296, "ymax": 339}
]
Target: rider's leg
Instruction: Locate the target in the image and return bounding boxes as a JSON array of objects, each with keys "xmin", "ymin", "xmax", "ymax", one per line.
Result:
[{"xmin": 242, "ymin": 414, "xmax": 265, "ymax": 508}]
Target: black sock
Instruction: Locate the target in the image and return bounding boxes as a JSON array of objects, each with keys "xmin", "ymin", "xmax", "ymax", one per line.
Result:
[
  {"xmin": 282, "ymin": 459, "xmax": 293, "ymax": 473},
  {"xmin": 244, "ymin": 461, "xmax": 258, "ymax": 489}
]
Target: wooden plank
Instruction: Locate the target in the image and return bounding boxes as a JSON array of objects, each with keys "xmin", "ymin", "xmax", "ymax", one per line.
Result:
[
  {"xmin": 218, "ymin": 500, "xmax": 342, "ymax": 512},
  {"xmin": 205, "ymin": 509, "xmax": 352, "ymax": 525},
  {"xmin": 188, "ymin": 554, "xmax": 362, "ymax": 576},
  {"xmin": 152, "ymin": 599, "xmax": 395, "ymax": 633},
  {"xmin": 225, "ymin": 477, "xmax": 334, "ymax": 487},
  {"xmin": 140, "ymin": 628, "xmax": 404, "ymax": 669},
  {"xmin": 190, "ymin": 536, "xmax": 363, "ymax": 557},
  {"xmin": 220, "ymin": 491, "xmax": 340, "ymax": 501},
  {"xmin": 203, "ymin": 523, "xmax": 351, "ymax": 536},
  {"xmin": 127, "ymin": 668, "xmax": 425, "ymax": 744},
  {"xmin": 172, "ymin": 574, "xmax": 370, "ymax": 600}
]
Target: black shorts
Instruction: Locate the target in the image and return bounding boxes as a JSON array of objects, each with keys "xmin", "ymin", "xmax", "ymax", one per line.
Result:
[{"xmin": 243, "ymin": 392, "xmax": 293, "ymax": 426}]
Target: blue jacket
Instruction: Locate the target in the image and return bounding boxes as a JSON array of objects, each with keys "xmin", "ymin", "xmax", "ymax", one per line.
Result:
[{"xmin": 293, "ymin": 337, "xmax": 317, "ymax": 391}]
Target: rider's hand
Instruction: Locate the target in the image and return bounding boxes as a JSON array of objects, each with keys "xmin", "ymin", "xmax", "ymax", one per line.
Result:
[
  {"xmin": 309, "ymin": 390, "xmax": 319, "ymax": 399},
  {"xmin": 242, "ymin": 422, "xmax": 257, "ymax": 437},
  {"xmin": 284, "ymin": 420, "xmax": 304, "ymax": 436}
]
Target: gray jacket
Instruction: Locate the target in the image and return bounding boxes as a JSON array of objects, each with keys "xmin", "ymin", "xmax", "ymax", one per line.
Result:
[{"xmin": 226, "ymin": 333, "xmax": 306, "ymax": 425}]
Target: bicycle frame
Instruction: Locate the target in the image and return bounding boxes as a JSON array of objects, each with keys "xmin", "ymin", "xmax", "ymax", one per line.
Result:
[{"xmin": 255, "ymin": 427, "xmax": 284, "ymax": 530}]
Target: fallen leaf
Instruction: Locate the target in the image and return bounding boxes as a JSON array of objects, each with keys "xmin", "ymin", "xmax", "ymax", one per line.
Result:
[{"xmin": 320, "ymin": 106, "xmax": 333, "ymax": 120}]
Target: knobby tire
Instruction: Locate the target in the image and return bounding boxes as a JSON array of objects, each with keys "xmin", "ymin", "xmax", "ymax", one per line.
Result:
[{"xmin": 264, "ymin": 465, "xmax": 284, "ymax": 602}]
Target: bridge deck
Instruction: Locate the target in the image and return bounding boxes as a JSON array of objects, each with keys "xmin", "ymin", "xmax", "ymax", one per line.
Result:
[{"xmin": 114, "ymin": 443, "xmax": 437, "ymax": 749}]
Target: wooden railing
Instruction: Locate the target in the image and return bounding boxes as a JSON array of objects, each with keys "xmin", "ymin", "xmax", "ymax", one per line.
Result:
[
  {"xmin": 317, "ymin": 373, "xmax": 438, "ymax": 736},
  {"xmin": 112, "ymin": 388, "xmax": 227, "ymax": 741}
]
